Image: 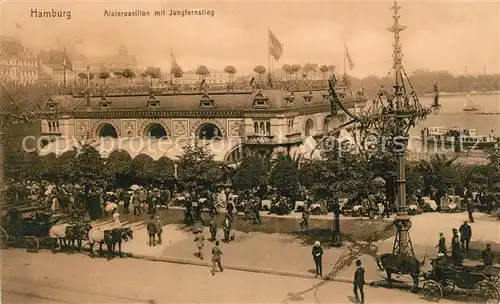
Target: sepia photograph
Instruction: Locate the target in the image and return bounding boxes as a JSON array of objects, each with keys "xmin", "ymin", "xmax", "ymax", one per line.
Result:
[{"xmin": 0, "ymin": 0, "xmax": 499, "ymax": 303}]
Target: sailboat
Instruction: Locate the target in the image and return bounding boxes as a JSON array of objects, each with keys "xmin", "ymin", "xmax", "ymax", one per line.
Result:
[{"xmin": 463, "ymin": 94, "xmax": 479, "ymax": 112}]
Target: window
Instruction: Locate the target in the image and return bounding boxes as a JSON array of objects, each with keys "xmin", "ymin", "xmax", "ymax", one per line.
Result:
[
  {"xmin": 287, "ymin": 118, "xmax": 295, "ymax": 133},
  {"xmin": 253, "ymin": 120, "xmax": 271, "ymax": 136}
]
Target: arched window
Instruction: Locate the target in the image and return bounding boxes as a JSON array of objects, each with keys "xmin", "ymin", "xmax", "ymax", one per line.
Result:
[
  {"xmin": 98, "ymin": 123, "xmax": 118, "ymax": 138},
  {"xmin": 266, "ymin": 122, "xmax": 271, "ymax": 135},
  {"xmin": 305, "ymin": 119, "xmax": 314, "ymax": 137},
  {"xmin": 145, "ymin": 123, "xmax": 168, "ymax": 139},
  {"xmin": 254, "ymin": 122, "xmax": 259, "ymax": 134},
  {"xmin": 198, "ymin": 123, "xmax": 222, "ymax": 140},
  {"xmin": 323, "ymin": 116, "xmax": 331, "ymax": 131}
]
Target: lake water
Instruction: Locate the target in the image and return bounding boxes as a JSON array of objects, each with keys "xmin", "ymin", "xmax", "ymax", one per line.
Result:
[
  {"xmin": 352, "ymin": 92, "xmax": 500, "ymax": 154},
  {"xmin": 415, "ymin": 92, "xmax": 500, "ymax": 136}
]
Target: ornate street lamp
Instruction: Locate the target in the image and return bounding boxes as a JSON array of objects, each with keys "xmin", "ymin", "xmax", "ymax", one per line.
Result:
[{"xmin": 324, "ymin": 1, "xmax": 441, "ymax": 256}]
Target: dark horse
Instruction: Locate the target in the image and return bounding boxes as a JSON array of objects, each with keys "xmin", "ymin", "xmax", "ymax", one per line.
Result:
[
  {"xmin": 376, "ymin": 253, "xmax": 426, "ymax": 292},
  {"xmin": 104, "ymin": 227, "xmax": 133, "ymax": 260},
  {"xmin": 88, "ymin": 227, "xmax": 133, "ymax": 259},
  {"xmin": 65, "ymin": 223, "xmax": 92, "ymax": 251}
]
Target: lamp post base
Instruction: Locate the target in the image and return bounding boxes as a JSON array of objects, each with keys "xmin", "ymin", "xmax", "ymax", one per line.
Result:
[{"xmin": 392, "ymin": 212, "xmax": 415, "ymax": 258}]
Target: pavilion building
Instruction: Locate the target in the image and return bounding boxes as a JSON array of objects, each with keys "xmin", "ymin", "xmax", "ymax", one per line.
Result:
[{"xmin": 38, "ymin": 82, "xmax": 367, "ymax": 165}]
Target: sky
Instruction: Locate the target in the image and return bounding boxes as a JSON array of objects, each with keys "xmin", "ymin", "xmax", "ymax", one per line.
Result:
[{"xmin": 1, "ymin": 0, "xmax": 499, "ymax": 77}]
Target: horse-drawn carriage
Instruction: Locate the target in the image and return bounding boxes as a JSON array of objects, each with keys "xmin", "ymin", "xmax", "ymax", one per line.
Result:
[
  {"xmin": 421, "ymin": 257, "xmax": 500, "ymax": 303},
  {"xmin": 0, "ymin": 204, "xmax": 62, "ymax": 252}
]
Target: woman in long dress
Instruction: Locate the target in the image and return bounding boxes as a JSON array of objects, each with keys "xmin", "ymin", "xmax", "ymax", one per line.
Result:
[{"xmin": 112, "ymin": 209, "xmax": 121, "ymax": 227}]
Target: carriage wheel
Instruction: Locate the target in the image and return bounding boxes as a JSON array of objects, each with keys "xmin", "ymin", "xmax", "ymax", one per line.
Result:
[
  {"xmin": 440, "ymin": 279, "xmax": 456, "ymax": 293},
  {"xmin": 472, "ymin": 281, "xmax": 500, "ymax": 304},
  {"xmin": 0, "ymin": 227, "xmax": 8, "ymax": 249},
  {"xmin": 25, "ymin": 236, "xmax": 39, "ymax": 253},
  {"xmin": 423, "ymin": 280, "xmax": 443, "ymax": 302}
]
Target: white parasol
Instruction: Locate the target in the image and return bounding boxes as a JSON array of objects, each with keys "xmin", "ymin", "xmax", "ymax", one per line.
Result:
[
  {"xmin": 105, "ymin": 202, "xmax": 118, "ymax": 212},
  {"xmin": 130, "ymin": 184, "xmax": 140, "ymax": 190}
]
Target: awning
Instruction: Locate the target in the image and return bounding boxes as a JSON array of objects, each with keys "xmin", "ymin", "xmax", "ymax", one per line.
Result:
[{"xmin": 39, "ymin": 137, "xmax": 244, "ymax": 164}]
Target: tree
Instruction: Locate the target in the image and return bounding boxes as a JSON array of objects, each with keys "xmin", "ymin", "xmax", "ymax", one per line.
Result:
[
  {"xmin": 40, "ymin": 153, "xmax": 59, "ymax": 182},
  {"xmin": 416, "ymin": 154, "xmax": 461, "ymax": 200},
  {"xmin": 232, "ymin": 154, "xmax": 270, "ymax": 190},
  {"xmin": 195, "ymin": 65, "xmax": 210, "ymax": 80},
  {"xmin": 300, "ymin": 139, "xmax": 372, "ymax": 200},
  {"xmin": 151, "ymin": 156, "xmax": 176, "ymax": 186},
  {"xmin": 122, "ymin": 69, "xmax": 136, "ymax": 85},
  {"xmin": 319, "ymin": 65, "xmax": 329, "ymax": 79},
  {"xmin": 58, "ymin": 150, "xmax": 77, "ymax": 181},
  {"xmin": 224, "ymin": 65, "xmax": 237, "ymax": 83},
  {"xmin": 78, "ymin": 73, "xmax": 87, "ymax": 84},
  {"xmin": 170, "ymin": 66, "xmax": 183, "ymax": 85},
  {"xmin": 145, "ymin": 66, "xmax": 161, "ymax": 86},
  {"xmin": 98, "ymin": 71, "xmax": 110, "ymax": 86},
  {"xmin": 105, "ymin": 149, "xmax": 132, "ymax": 187},
  {"xmin": 291, "ymin": 64, "xmax": 302, "ymax": 80},
  {"xmin": 177, "ymin": 141, "xmax": 223, "ymax": 191},
  {"xmin": 253, "ymin": 65, "xmax": 266, "ymax": 78},
  {"xmin": 72, "ymin": 144, "xmax": 107, "ymax": 188},
  {"xmin": 282, "ymin": 64, "xmax": 292, "ymax": 80},
  {"xmin": 269, "ymin": 153, "xmax": 300, "ymax": 197},
  {"xmin": 131, "ymin": 154, "xmax": 155, "ymax": 184}
]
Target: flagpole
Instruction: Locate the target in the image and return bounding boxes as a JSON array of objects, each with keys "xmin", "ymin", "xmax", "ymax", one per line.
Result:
[
  {"xmin": 268, "ymin": 28, "xmax": 271, "ymax": 86},
  {"xmin": 169, "ymin": 48, "xmax": 173, "ymax": 84},
  {"xmin": 343, "ymin": 42, "xmax": 346, "ymax": 76}
]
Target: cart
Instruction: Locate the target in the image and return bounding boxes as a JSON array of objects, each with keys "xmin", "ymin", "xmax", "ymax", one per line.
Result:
[
  {"xmin": 421, "ymin": 257, "xmax": 500, "ymax": 303},
  {"xmin": 0, "ymin": 204, "xmax": 61, "ymax": 252}
]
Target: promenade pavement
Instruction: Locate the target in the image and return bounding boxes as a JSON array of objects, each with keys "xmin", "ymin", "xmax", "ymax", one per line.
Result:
[
  {"xmin": 90, "ymin": 210, "xmax": 499, "ymax": 286},
  {"xmin": 1, "ymin": 249, "xmax": 459, "ymax": 304}
]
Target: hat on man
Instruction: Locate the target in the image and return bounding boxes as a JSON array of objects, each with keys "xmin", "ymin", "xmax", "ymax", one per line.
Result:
[{"xmin": 439, "ymin": 232, "xmax": 443, "ymax": 236}]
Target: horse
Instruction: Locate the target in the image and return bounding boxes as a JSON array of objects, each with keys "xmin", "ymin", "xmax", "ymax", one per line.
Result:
[
  {"xmin": 376, "ymin": 253, "xmax": 426, "ymax": 292},
  {"xmin": 88, "ymin": 227, "xmax": 133, "ymax": 260},
  {"xmin": 49, "ymin": 223, "xmax": 72, "ymax": 252},
  {"xmin": 65, "ymin": 222, "xmax": 92, "ymax": 251}
]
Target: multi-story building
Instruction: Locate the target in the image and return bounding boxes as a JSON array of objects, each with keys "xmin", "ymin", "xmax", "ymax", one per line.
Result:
[
  {"xmin": 37, "ymin": 81, "xmax": 367, "ymax": 165},
  {"xmin": 0, "ymin": 36, "xmax": 39, "ymax": 84},
  {"xmin": 38, "ymin": 49, "xmax": 89, "ymax": 85}
]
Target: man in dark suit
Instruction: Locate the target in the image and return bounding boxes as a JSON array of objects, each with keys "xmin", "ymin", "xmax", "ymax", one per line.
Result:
[
  {"xmin": 459, "ymin": 221, "xmax": 472, "ymax": 253},
  {"xmin": 312, "ymin": 241, "xmax": 323, "ymax": 277},
  {"xmin": 436, "ymin": 232, "xmax": 447, "ymax": 256},
  {"xmin": 353, "ymin": 259, "xmax": 365, "ymax": 304}
]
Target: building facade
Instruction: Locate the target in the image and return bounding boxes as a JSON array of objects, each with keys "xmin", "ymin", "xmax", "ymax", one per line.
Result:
[
  {"xmin": 38, "ymin": 85, "xmax": 367, "ymax": 165},
  {"xmin": 0, "ymin": 36, "xmax": 39, "ymax": 84}
]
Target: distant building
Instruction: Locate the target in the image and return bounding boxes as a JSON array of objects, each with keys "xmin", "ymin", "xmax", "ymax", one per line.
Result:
[
  {"xmin": 38, "ymin": 49, "xmax": 89, "ymax": 85},
  {"xmin": 166, "ymin": 70, "xmax": 231, "ymax": 85},
  {"xmin": 89, "ymin": 44, "xmax": 138, "ymax": 73},
  {"xmin": 0, "ymin": 36, "xmax": 39, "ymax": 84}
]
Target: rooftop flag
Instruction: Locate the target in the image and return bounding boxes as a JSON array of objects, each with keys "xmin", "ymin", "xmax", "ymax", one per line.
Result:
[
  {"xmin": 170, "ymin": 50, "xmax": 182, "ymax": 71},
  {"xmin": 345, "ymin": 42, "xmax": 355, "ymax": 70},
  {"xmin": 62, "ymin": 48, "xmax": 73, "ymax": 71},
  {"xmin": 268, "ymin": 28, "xmax": 283, "ymax": 61}
]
